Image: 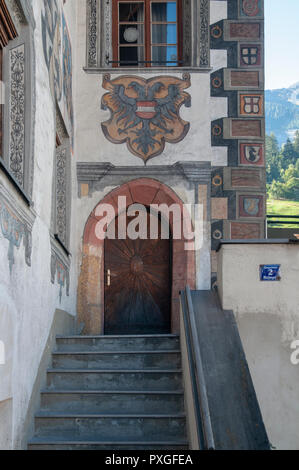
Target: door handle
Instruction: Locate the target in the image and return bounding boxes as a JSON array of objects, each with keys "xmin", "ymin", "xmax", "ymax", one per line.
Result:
[{"xmin": 107, "ymin": 269, "xmax": 111, "ymax": 287}]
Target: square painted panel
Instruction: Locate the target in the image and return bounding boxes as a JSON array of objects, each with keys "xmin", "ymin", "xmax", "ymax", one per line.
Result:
[
  {"xmin": 240, "ymin": 0, "xmax": 262, "ymax": 18},
  {"xmin": 240, "ymin": 44, "xmax": 262, "ymax": 67},
  {"xmin": 229, "ymin": 23, "xmax": 261, "ymax": 40},
  {"xmin": 231, "ymin": 119, "xmax": 262, "ymax": 138},
  {"xmin": 239, "ymin": 195, "xmax": 264, "ymax": 217},
  {"xmin": 230, "ymin": 221, "xmax": 261, "ymax": 239},
  {"xmin": 231, "ymin": 169, "xmax": 262, "ymax": 188},
  {"xmin": 211, "ymin": 198, "xmax": 228, "ymax": 220},
  {"xmin": 240, "ymin": 143, "xmax": 264, "ymax": 166},
  {"xmin": 240, "ymin": 94, "xmax": 263, "ymax": 116}
]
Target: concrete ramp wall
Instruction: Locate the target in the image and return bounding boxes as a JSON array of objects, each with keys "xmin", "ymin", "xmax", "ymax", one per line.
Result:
[{"xmin": 188, "ymin": 290, "xmax": 269, "ymax": 450}]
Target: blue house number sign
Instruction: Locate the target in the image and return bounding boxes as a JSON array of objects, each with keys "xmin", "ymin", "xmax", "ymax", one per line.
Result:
[{"xmin": 260, "ymin": 265, "xmax": 281, "ymax": 281}]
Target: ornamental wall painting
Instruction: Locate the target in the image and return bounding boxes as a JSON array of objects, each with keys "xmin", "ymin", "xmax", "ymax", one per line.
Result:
[
  {"xmin": 41, "ymin": 0, "xmax": 62, "ymax": 102},
  {"xmin": 240, "ymin": 0, "xmax": 262, "ymax": 18},
  {"xmin": 41, "ymin": 2, "xmax": 74, "ymax": 147},
  {"xmin": 101, "ymin": 74, "xmax": 191, "ymax": 163},
  {"xmin": 61, "ymin": 12, "xmax": 74, "ymax": 147}
]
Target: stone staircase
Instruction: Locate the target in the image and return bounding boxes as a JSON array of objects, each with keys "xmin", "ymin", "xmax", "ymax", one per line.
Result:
[{"xmin": 28, "ymin": 334, "xmax": 189, "ymax": 450}]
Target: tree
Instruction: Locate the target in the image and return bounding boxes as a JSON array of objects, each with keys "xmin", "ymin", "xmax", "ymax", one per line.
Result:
[
  {"xmin": 269, "ymin": 160, "xmax": 299, "ymax": 201},
  {"xmin": 293, "ymin": 130, "xmax": 299, "ymax": 155},
  {"xmin": 280, "ymin": 138, "xmax": 298, "ymax": 169},
  {"xmin": 266, "ymin": 133, "xmax": 281, "ymax": 183}
]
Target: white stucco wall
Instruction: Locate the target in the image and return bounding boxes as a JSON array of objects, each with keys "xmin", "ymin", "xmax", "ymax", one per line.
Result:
[
  {"xmin": 217, "ymin": 243, "xmax": 299, "ymax": 450},
  {"xmin": 0, "ymin": 0, "xmax": 78, "ymax": 449}
]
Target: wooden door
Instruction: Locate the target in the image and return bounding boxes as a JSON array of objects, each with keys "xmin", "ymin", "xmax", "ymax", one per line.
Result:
[{"xmin": 104, "ymin": 211, "xmax": 171, "ymax": 334}]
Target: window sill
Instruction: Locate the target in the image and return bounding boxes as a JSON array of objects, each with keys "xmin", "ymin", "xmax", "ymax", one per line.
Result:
[
  {"xmin": 54, "ymin": 233, "xmax": 71, "ymax": 258},
  {"xmin": 83, "ymin": 65, "xmax": 212, "ymax": 74},
  {"xmin": 0, "ymin": 158, "xmax": 32, "ymax": 207}
]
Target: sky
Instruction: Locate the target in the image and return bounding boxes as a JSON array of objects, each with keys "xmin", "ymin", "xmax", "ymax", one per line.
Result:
[{"xmin": 265, "ymin": 0, "xmax": 299, "ymax": 90}]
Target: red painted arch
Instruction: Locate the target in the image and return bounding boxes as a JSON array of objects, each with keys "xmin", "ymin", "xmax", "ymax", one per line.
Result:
[{"xmin": 78, "ymin": 178, "xmax": 196, "ymax": 334}]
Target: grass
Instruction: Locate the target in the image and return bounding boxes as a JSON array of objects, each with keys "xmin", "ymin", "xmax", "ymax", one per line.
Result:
[{"xmin": 267, "ymin": 198, "xmax": 299, "ymax": 228}]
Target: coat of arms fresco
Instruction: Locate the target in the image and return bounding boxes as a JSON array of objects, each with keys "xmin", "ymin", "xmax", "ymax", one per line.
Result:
[{"xmin": 101, "ymin": 73, "xmax": 191, "ymax": 163}]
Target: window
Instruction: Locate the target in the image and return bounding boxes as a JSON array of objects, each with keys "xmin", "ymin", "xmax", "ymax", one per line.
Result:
[
  {"xmin": 0, "ymin": 0, "xmax": 35, "ymax": 201},
  {"xmin": 50, "ymin": 112, "xmax": 71, "ymax": 299},
  {"xmin": 86, "ymin": 0, "xmax": 210, "ymax": 70},
  {"xmin": 0, "ymin": 1, "xmax": 17, "ymax": 157},
  {"xmin": 112, "ymin": 0, "xmax": 181, "ymax": 67},
  {"xmin": 52, "ymin": 108, "xmax": 72, "ymax": 253}
]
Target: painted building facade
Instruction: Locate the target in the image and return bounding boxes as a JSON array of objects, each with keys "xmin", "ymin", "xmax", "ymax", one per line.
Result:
[
  {"xmin": 0, "ymin": 0, "xmax": 272, "ymax": 450},
  {"xmin": 76, "ymin": 0, "xmax": 265, "ymax": 333}
]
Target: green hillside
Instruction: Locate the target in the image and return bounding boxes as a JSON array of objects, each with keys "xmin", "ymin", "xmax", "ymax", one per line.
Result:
[
  {"xmin": 267, "ymin": 199, "xmax": 299, "ymax": 228},
  {"xmin": 267, "ymin": 198, "xmax": 299, "ymax": 215}
]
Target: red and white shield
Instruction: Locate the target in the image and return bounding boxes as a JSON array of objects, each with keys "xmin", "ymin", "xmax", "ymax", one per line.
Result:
[{"xmin": 136, "ymin": 101, "xmax": 157, "ymax": 119}]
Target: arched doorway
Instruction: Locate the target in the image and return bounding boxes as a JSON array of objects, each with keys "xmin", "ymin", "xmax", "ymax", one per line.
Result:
[
  {"xmin": 78, "ymin": 178, "xmax": 196, "ymax": 335},
  {"xmin": 104, "ymin": 208, "xmax": 171, "ymax": 335}
]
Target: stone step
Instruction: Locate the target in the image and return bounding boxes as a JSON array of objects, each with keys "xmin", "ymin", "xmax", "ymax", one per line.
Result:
[
  {"xmin": 40, "ymin": 390, "xmax": 184, "ymax": 414},
  {"xmin": 29, "ymin": 334, "xmax": 189, "ymax": 450},
  {"xmin": 28, "ymin": 439, "xmax": 189, "ymax": 450},
  {"xmin": 56, "ymin": 335, "xmax": 180, "ymax": 352},
  {"xmin": 52, "ymin": 351, "xmax": 181, "ymax": 370},
  {"xmin": 47, "ymin": 369, "xmax": 183, "ymax": 391},
  {"xmin": 34, "ymin": 414, "xmax": 186, "ymax": 441}
]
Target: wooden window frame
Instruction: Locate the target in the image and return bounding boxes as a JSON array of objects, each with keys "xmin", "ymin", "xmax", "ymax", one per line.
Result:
[{"xmin": 112, "ymin": 0, "xmax": 182, "ymax": 67}]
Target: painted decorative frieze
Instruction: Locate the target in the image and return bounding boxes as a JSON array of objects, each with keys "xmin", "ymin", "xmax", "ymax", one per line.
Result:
[
  {"xmin": 41, "ymin": 0, "xmax": 62, "ymax": 102},
  {"xmin": 41, "ymin": 2, "xmax": 74, "ymax": 143},
  {"xmin": 51, "ymin": 240, "xmax": 70, "ymax": 302},
  {"xmin": 41, "ymin": 3, "xmax": 73, "ymax": 290},
  {"xmin": 0, "ymin": 201, "xmax": 25, "ymax": 271},
  {"xmin": 9, "ymin": 44, "xmax": 25, "ymax": 187},
  {"xmin": 199, "ymin": 0, "xmax": 210, "ymax": 66},
  {"xmin": 61, "ymin": 12, "xmax": 74, "ymax": 144},
  {"xmin": 210, "ymin": 0, "xmax": 265, "ymax": 272},
  {"xmin": 0, "ymin": 184, "xmax": 35, "ymax": 272},
  {"xmin": 239, "ymin": 93, "xmax": 264, "ymax": 116},
  {"xmin": 240, "ymin": 0, "xmax": 263, "ymax": 18},
  {"xmin": 238, "ymin": 194, "xmax": 264, "ymax": 218},
  {"xmin": 87, "ymin": 0, "xmax": 97, "ymax": 67},
  {"xmin": 6, "ymin": 0, "xmax": 26, "ymax": 27},
  {"xmin": 239, "ymin": 142, "xmax": 264, "ymax": 166},
  {"xmin": 227, "ymin": 168, "xmax": 264, "ymax": 189},
  {"xmin": 101, "ymin": 73, "xmax": 191, "ymax": 163},
  {"xmin": 229, "ymin": 221, "xmax": 262, "ymax": 239},
  {"xmin": 240, "ymin": 44, "xmax": 262, "ymax": 67},
  {"xmin": 55, "ymin": 147, "xmax": 67, "ymax": 246},
  {"xmin": 1, "ymin": 0, "xmax": 36, "ymax": 198}
]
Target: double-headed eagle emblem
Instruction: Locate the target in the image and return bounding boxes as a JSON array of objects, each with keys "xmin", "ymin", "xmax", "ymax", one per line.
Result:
[{"xmin": 101, "ymin": 73, "xmax": 191, "ymax": 163}]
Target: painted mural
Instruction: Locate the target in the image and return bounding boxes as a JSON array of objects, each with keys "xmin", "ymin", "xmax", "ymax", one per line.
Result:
[
  {"xmin": 210, "ymin": 0, "xmax": 265, "ymax": 247},
  {"xmin": 101, "ymin": 73, "xmax": 191, "ymax": 163},
  {"xmin": 41, "ymin": 0, "xmax": 62, "ymax": 102},
  {"xmin": 61, "ymin": 11, "xmax": 74, "ymax": 145},
  {"xmin": 240, "ymin": 0, "xmax": 262, "ymax": 17},
  {"xmin": 0, "ymin": 197, "xmax": 32, "ymax": 272},
  {"xmin": 41, "ymin": 1, "xmax": 73, "ymax": 145}
]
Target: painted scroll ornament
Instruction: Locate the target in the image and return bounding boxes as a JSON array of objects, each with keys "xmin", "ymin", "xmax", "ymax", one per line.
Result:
[{"xmin": 101, "ymin": 73, "xmax": 191, "ymax": 163}]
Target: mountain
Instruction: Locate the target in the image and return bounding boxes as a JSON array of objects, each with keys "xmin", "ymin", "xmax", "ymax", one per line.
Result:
[{"xmin": 265, "ymin": 83, "xmax": 299, "ymax": 146}]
